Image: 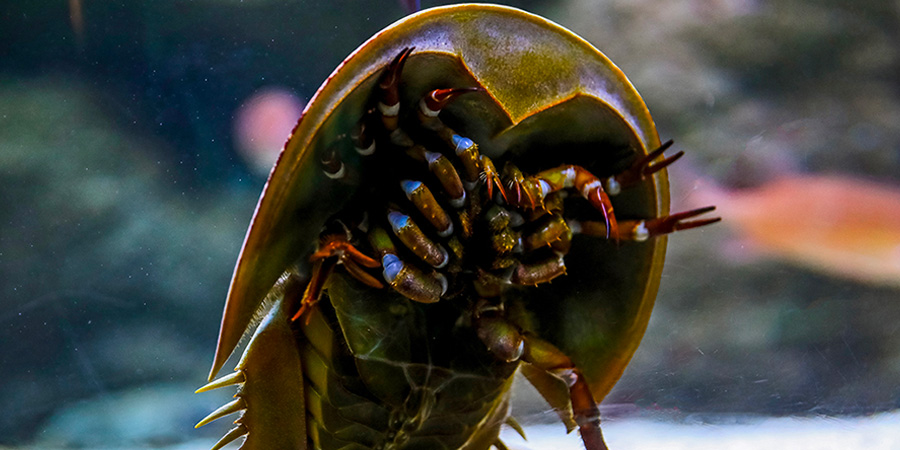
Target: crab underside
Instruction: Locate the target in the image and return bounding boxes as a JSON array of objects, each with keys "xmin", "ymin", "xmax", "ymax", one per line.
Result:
[{"xmin": 196, "ymin": 8, "xmax": 718, "ymax": 450}]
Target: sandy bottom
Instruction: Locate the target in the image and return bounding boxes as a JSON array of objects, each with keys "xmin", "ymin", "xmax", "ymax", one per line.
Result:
[
  {"xmin": 20, "ymin": 411, "xmax": 900, "ymax": 450},
  {"xmin": 500, "ymin": 412, "xmax": 900, "ymax": 449}
]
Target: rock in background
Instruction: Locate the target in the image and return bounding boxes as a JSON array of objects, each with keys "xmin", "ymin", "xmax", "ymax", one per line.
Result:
[
  {"xmin": 2, "ymin": 0, "xmax": 899, "ymax": 447},
  {"xmin": 549, "ymin": 0, "xmax": 900, "ymax": 415}
]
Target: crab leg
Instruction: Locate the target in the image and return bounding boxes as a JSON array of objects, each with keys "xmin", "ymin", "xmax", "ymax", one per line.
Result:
[
  {"xmin": 377, "ymin": 47, "xmax": 413, "ymax": 131},
  {"xmin": 502, "ymin": 163, "xmax": 541, "ymax": 210},
  {"xmin": 290, "ymin": 259, "xmax": 336, "ymax": 322},
  {"xmin": 479, "ymin": 155, "xmax": 506, "ymax": 202},
  {"xmin": 475, "ymin": 308, "xmax": 608, "ymax": 450},
  {"xmin": 449, "ymin": 134, "xmax": 506, "ymax": 200},
  {"xmin": 450, "ymin": 134, "xmax": 482, "ymax": 185},
  {"xmin": 400, "ymin": 180, "xmax": 454, "ymax": 237},
  {"xmin": 342, "ymin": 258, "xmax": 385, "ymax": 289},
  {"xmin": 291, "ymin": 224, "xmax": 383, "ymax": 322},
  {"xmin": 505, "ymin": 164, "xmax": 618, "ymax": 240},
  {"xmin": 427, "ymin": 150, "xmax": 468, "ymax": 208},
  {"xmin": 404, "ymin": 145, "xmax": 467, "ymax": 208},
  {"xmin": 387, "ymin": 210, "xmax": 450, "ymax": 269},
  {"xmin": 320, "ymin": 142, "xmax": 347, "ymax": 180},
  {"xmin": 604, "ymin": 139, "xmax": 682, "ymax": 195},
  {"xmin": 521, "ymin": 214, "xmax": 571, "ymax": 252},
  {"xmin": 415, "ymin": 87, "xmax": 507, "ymax": 200},
  {"xmin": 523, "ymin": 336, "xmax": 608, "ymax": 450},
  {"xmin": 309, "ymin": 237, "xmax": 381, "ymax": 267},
  {"xmin": 352, "ymin": 115, "xmax": 377, "ymax": 156},
  {"xmin": 417, "ymin": 87, "xmax": 481, "ymax": 126},
  {"xmin": 573, "ymin": 206, "xmax": 720, "ymax": 241},
  {"xmin": 368, "ymin": 226, "xmax": 448, "ymax": 303},
  {"xmin": 510, "ymin": 254, "xmax": 567, "ymax": 286}
]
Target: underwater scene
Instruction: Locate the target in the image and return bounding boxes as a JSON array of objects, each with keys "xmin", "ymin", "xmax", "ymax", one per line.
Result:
[{"xmin": 2, "ymin": 1, "xmax": 899, "ymax": 449}]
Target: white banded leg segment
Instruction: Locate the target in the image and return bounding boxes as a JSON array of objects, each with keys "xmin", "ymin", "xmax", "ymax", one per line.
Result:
[
  {"xmin": 562, "ymin": 166, "xmax": 577, "ymax": 188},
  {"xmin": 320, "ymin": 146, "xmax": 346, "ymax": 179},
  {"xmin": 352, "ymin": 119, "xmax": 377, "ymax": 156},
  {"xmin": 355, "ymin": 141, "xmax": 376, "ymax": 156},
  {"xmin": 419, "ymin": 97, "xmax": 441, "ymax": 117},
  {"xmin": 378, "ymin": 101, "xmax": 401, "ymax": 117},
  {"xmin": 603, "ymin": 177, "xmax": 621, "ymax": 196},
  {"xmin": 580, "ymin": 179, "xmax": 603, "ymax": 200}
]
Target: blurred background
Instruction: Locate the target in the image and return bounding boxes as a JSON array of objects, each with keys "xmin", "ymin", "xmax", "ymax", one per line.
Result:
[{"xmin": 2, "ymin": 0, "xmax": 899, "ymax": 449}]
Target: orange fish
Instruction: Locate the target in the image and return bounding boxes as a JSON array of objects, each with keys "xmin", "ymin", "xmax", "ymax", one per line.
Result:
[
  {"xmin": 694, "ymin": 174, "xmax": 900, "ymax": 288},
  {"xmin": 233, "ymin": 87, "xmax": 305, "ymax": 176}
]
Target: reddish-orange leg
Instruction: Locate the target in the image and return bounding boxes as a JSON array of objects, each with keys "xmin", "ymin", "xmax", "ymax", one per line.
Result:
[
  {"xmin": 290, "ymin": 235, "xmax": 382, "ymax": 322},
  {"xmin": 576, "ymin": 206, "xmax": 720, "ymax": 242},
  {"xmin": 504, "ymin": 164, "xmax": 620, "ymax": 240},
  {"xmin": 475, "ymin": 308, "xmax": 609, "ymax": 450},
  {"xmin": 377, "ymin": 47, "xmax": 413, "ymax": 132},
  {"xmin": 605, "ymin": 139, "xmax": 683, "ymax": 195}
]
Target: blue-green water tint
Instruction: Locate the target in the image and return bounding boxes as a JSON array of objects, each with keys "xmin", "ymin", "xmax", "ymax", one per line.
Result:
[{"xmin": 3, "ymin": 0, "xmax": 900, "ymax": 448}]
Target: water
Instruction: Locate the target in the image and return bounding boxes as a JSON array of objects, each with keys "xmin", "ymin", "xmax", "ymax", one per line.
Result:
[{"xmin": 2, "ymin": 0, "xmax": 899, "ymax": 448}]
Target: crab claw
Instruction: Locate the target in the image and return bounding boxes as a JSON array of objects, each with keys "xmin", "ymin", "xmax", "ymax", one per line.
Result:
[
  {"xmin": 607, "ymin": 139, "xmax": 683, "ymax": 195},
  {"xmin": 643, "ymin": 206, "xmax": 720, "ymax": 237},
  {"xmin": 293, "ymin": 234, "xmax": 383, "ymax": 322},
  {"xmin": 419, "ymin": 87, "xmax": 483, "ymax": 117},
  {"xmin": 573, "ymin": 206, "xmax": 718, "ymax": 242},
  {"xmin": 380, "ymin": 47, "xmax": 413, "ymax": 99},
  {"xmin": 309, "ymin": 237, "xmax": 380, "ymax": 268},
  {"xmin": 503, "ymin": 163, "xmax": 540, "ymax": 209},
  {"xmin": 582, "ymin": 182, "xmax": 618, "ymax": 241},
  {"xmin": 479, "ymin": 155, "xmax": 507, "ymax": 202},
  {"xmin": 619, "ymin": 206, "xmax": 720, "ymax": 241},
  {"xmin": 377, "ymin": 47, "xmax": 414, "ymax": 131},
  {"xmin": 289, "ymin": 260, "xmax": 335, "ymax": 322}
]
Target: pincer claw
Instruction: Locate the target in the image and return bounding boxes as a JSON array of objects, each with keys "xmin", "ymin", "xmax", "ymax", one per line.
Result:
[
  {"xmin": 479, "ymin": 155, "xmax": 507, "ymax": 202},
  {"xmin": 292, "ymin": 232, "xmax": 383, "ymax": 322},
  {"xmin": 607, "ymin": 140, "xmax": 683, "ymax": 194},
  {"xmin": 638, "ymin": 206, "xmax": 720, "ymax": 240},
  {"xmin": 378, "ymin": 47, "xmax": 414, "ymax": 130},
  {"xmin": 582, "ymin": 183, "xmax": 618, "ymax": 241},
  {"xmin": 419, "ymin": 87, "xmax": 483, "ymax": 117}
]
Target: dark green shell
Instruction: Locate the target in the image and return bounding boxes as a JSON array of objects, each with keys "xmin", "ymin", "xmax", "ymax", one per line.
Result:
[{"xmin": 207, "ymin": 4, "xmax": 669, "ymax": 449}]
